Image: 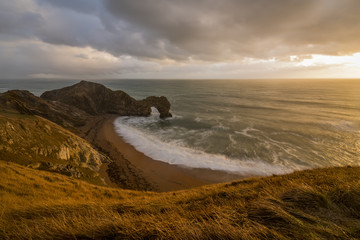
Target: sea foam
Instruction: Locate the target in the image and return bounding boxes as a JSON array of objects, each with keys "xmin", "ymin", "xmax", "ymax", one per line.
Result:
[{"xmin": 113, "ymin": 117, "xmax": 294, "ymax": 176}]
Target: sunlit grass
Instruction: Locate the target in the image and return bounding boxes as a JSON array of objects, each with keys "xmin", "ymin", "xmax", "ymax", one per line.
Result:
[
  {"xmin": 0, "ymin": 113, "xmax": 107, "ymax": 185},
  {"xmin": 1, "ymin": 160, "xmax": 360, "ymax": 239}
]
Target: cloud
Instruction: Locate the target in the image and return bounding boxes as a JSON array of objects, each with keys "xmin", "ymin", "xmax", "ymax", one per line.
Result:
[
  {"xmin": 103, "ymin": 0, "xmax": 360, "ymax": 60},
  {"xmin": 0, "ymin": 0, "xmax": 43, "ymax": 40},
  {"xmin": 0, "ymin": 0, "xmax": 360, "ymax": 78},
  {"xmin": 0, "ymin": 39, "xmax": 161, "ymax": 79},
  {"xmin": 36, "ymin": 0, "xmax": 100, "ymax": 14}
]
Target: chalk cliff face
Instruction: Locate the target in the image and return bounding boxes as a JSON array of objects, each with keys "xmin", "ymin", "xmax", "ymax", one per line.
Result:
[{"xmin": 41, "ymin": 80, "xmax": 172, "ymax": 118}]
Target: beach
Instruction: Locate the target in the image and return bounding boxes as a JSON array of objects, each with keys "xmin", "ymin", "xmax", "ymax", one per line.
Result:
[{"xmin": 79, "ymin": 115, "xmax": 243, "ymax": 192}]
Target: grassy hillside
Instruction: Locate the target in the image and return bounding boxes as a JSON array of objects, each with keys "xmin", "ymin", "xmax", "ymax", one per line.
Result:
[
  {"xmin": 0, "ymin": 110, "xmax": 108, "ymax": 185},
  {"xmin": 1, "ymin": 160, "xmax": 359, "ymax": 239}
]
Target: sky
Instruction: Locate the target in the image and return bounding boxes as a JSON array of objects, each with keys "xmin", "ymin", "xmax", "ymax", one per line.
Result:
[{"xmin": 1, "ymin": 0, "xmax": 360, "ymax": 79}]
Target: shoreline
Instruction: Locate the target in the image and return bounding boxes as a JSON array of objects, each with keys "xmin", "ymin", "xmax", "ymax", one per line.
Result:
[{"xmin": 79, "ymin": 115, "xmax": 245, "ymax": 192}]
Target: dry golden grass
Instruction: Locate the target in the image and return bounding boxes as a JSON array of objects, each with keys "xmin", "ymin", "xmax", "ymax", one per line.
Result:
[{"xmin": 1, "ymin": 160, "xmax": 360, "ymax": 239}]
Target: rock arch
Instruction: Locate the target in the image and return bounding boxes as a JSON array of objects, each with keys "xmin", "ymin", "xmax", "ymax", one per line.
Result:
[{"xmin": 140, "ymin": 96, "xmax": 172, "ymax": 119}]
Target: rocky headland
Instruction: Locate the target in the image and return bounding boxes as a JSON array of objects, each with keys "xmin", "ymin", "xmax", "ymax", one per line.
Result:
[
  {"xmin": 41, "ymin": 80, "xmax": 172, "ymax": 118},
  {"xmin": 0, "ymin": 80, "xmax": 172, "ymax": 129},
  {"xmin": 0, "ymin": 81, "xmax": 174, "ymax": 190}
]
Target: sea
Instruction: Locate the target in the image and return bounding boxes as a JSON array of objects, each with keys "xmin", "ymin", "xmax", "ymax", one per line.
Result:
[{"xmin": 1, "ymin": 79, "xmax": 360, "ymax": 177}]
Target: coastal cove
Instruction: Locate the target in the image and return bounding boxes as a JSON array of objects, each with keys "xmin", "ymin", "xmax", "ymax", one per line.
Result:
[
  {"xmin": 0, "ymin": 80, "xmax": 248, "ymax": 192},
  {"xmin": 1, "ymin": 79, "xmax": 359, "ymax": 191},
  {"xmin": 2, "ymin": 1, "xmax": 360, "ymax": 238},
  {"xmin": 79, "ymin": 115, "xmax": 243, "ymax": 192},
  {"xmin": 1, "ymin": 79, "xmax": 360, "ymax": 239},
  {"xmin": 108, "ymin": 79, "xmax": 360, "ymax": 176}
]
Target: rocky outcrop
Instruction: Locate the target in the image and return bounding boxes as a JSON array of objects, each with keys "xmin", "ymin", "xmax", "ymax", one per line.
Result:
[
  {"xmin": 139, "ymin": 96, "xmax": 172, "ymax": 118},
  {"xmin": 0, "ymin": 90, "xmax": 89, "ymax": 127},
  {"xmin": 41, "ymin": 80, "xmax": 172, "ymax": 118},
  {"xmin": 0, "ymin": 81, "xmax": 172, "ymax": 129}
]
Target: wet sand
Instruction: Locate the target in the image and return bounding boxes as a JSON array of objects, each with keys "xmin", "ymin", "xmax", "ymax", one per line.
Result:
[{"xmin": 79, "ymin": 115, "xmax": 243, "ymax": 192}]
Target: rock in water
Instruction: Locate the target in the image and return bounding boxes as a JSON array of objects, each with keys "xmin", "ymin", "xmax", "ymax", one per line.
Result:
[
  {"xmin": 139, "ymin": 96, "xmax": 172, "ymax": 118},
  {"xmin": 41, "ymin": 80, "xmax": 172, "ymax": 118}
]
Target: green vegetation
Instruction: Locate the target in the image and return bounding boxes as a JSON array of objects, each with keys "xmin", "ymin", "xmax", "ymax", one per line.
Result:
[{"xmin": 1, "ymin": 160, "xmax": 359, "ymax": 239}]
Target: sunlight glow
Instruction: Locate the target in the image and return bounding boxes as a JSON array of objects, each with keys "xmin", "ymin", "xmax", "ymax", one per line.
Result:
[{"xmin": 297, "ymin": 53, "xmax": 360, "ymax": 67}]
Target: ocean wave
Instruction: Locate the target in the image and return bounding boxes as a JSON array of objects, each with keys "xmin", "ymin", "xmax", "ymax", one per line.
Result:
[
  {"xmin": 0, "ymin": 88, "xmax": 9, "ymax": 93},
  {"xmin": 113, "ymin": 117, "xmax": 295, "ymax": 176},
  {"xmin": 235, "ymin": 127, "xmax": 260, "ymax": 138},
  {"xmin": 322, "ymin": 120, "xmax": 360, "ymax": 133},
  {"xmin": 119, "ymin": 107, "xmax": 183, "ymax": 126}
]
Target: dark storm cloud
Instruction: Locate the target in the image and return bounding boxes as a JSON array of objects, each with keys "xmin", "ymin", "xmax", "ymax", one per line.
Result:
[
  {"xmin": 30, "ymin": 0, "xmax": 184, "ymax": 59},
  {"xmin": 0, "ymin": 1, "xmax": 43, "ymax": 40},
  {"xmin": 0, "ymin": 0, "xmax": 360, "ymax": 78},
  {"xmin": 2, "ymin": 0, "xmax": 360, "ymax": 61},
  {"xmin": 103, "ymin": 0, "xmax": 360, "ymax": 59},
  {"xmin": 36, "ymin": 0, "xmax": 99, "ymax": 14}
]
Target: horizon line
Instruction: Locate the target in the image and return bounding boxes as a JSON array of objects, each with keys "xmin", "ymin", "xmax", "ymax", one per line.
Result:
[{"xmin": 1, "ymin": 77, "xmax": 360, "ymax": 81}]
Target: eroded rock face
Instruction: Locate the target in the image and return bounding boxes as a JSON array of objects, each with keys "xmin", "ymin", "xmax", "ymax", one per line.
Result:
[
  {"xmin": 0, "ymin": 90, "xmax": 89, "ymax": 127},
  {"xmin": 41, "ymin": 80, "xmax": 172, "ymax": 118}
]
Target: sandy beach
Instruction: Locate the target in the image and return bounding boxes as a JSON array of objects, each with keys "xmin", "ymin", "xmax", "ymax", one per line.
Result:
[{"xmin": 79, "ymin": 115, "xmax": 243, "ymax": 192}]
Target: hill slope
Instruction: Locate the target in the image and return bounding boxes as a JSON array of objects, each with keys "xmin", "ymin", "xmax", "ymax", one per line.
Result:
[
  {"xmin": 1, "ymin": 160, "xmax": 359, "ymax": 239},
  {"xmin": 0, "ymin": 110, "xmax": 108, "ymax": 185},
  {"xmin": 0, "ymin": 90, "xmax": 89, "ymax": 128}
]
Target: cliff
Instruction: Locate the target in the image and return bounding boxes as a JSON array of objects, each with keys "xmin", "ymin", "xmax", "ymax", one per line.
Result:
[
  {"xmin": 41, "ymin": 80, "xmax": 172, "ymax": 118},
  {"xmin": 0, "ymin": 90, "xmax": 89, "ymax": 128},
  {"xmin": 0, "ymin": 111, "xmax": 108, "ymax": 185}
]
